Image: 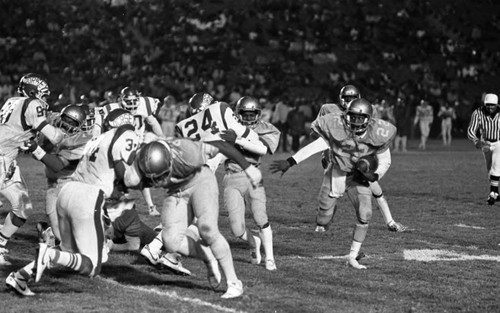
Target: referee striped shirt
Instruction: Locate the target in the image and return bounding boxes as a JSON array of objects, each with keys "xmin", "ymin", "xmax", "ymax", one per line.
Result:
[{"xmin": 467, "ymin": 107, "xmax": 500, "ymax": 144}]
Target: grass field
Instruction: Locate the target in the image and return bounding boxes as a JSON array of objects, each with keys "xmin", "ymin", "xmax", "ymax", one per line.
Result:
[{"xmin": 2, "ymin": 138, "xmax": 500, "ymax": 313}]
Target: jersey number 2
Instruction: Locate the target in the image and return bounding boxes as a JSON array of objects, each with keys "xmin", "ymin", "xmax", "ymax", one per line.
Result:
[{"xmin": 185, "ymin": 110, "xmax": 220, "ymax": 140}]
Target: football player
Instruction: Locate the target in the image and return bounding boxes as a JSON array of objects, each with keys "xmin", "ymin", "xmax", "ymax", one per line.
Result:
[
  {"xmin": 315, "ymin": 85, "xmax": 406, "ymax": 233},
  {"xmin": 271, "ymin": 98, "xmax": 396, "ymax": 269},
  {"xmin": 27, "ymin": 104, "xmax": 91, "ymax": 246},
  {"xmin": 95, "ymin": 87, "xmax": 163, "ymax": 216},
  {"xmin": 219, "ymin": 96, "xmax": 280, "ymax": 271},
  {"xmin": 175, "ymin": 92, "xmax": 267, "ymax": 172},
  {"xmin": 6, "ymin": 109, "xmax": 140, "ymax": 296},
  {"xmin": 0, "ymin": 73, "xmax": 64, "ymax": 265},
  {"xmin": 126, "ymin": 137, "xmax": 264, "ymax": 299},
  {"xmin": 105, "ymin": 200, "xmax": 191, "ymax": 276}
]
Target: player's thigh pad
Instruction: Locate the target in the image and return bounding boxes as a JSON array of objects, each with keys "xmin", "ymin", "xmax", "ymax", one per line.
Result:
[
  {"xmin": 223, "ymin": 173, "xmax": 248, "ymax": 236},
  {"xmin": 57, "ymin": 181, "xmax": 106, "ymax": 275}
]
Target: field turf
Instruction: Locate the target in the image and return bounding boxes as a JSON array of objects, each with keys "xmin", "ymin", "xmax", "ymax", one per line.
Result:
[{"xmin": 1, "ymin": 139, "xmax": 499, "ymax": 313}]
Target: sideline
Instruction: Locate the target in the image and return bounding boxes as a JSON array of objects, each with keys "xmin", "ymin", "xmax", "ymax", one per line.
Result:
[{"xmin": 98, "ymin": 277, "xmax": 247, "ymax": 313}]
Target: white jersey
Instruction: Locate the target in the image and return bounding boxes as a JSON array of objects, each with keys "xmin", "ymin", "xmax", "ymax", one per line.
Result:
[
  {"xmin": 175, "ymin": 101, "xmax": 255, "ymax": 141},
  {"xmin": 70, "ymin": 125, "xmax": 140, "ymax": 197},
  {"xmin": 95, "ymin": 96, "xmax": 160, "ymax": 137},
  {"xmin": 0, "ymin": 96, "xmax": 50, "ymax": 161},
  {"xmin": 175, "ymin": 101, "xmax": 260, "ymax": 170}
]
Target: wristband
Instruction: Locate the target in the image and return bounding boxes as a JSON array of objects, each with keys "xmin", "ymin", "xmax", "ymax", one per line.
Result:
[
  {"xmin": 32, "ymin": 146, "xmax": 47, "ymax": 160},
  {"xmin": 286, "ymin": 157, "xmax": 297, "ymax": 167}
]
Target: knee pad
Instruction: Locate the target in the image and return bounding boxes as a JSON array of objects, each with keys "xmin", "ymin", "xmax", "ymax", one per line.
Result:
[{"xmin": 316, "ymin": 207, "xmax": 335, "ymax": 226}]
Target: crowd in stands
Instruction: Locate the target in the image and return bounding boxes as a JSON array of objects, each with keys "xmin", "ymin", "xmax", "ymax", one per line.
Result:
[{"xmin": 1, "ymin": 0, "xmax": 500, "ymax": 139}]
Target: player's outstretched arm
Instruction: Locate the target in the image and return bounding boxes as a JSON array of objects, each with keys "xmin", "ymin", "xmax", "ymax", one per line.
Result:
[
  {"xmin": 20, "ymin": 139, "xmax": 66, "ymax": 172},
  {"xmin": 270, "ymin": 137, "xmax": 329, "ymax": 176},
  {"xmin": 207, "ymin": 140, "xmax": 262, "ymax": 187}
]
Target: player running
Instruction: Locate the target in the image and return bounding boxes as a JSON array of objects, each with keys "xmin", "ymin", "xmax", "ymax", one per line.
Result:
[
  {"xmin": 219, "ymin": 96, "xmax": 281, "ymax": 271},
  {"xmin": 271, "ymin": 98, "xmax": 396, "ymax": 269}
]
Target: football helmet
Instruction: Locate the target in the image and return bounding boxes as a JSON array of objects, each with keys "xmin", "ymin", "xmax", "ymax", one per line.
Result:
[
  {"xmin": 102, "ymin": 108, "xmax": 135, "ymax": 132},
  {"xmin": 137, "ymin": 141, "xmax": 172, "ymax": 187},
  {"xmin": 339, "ymin": 85, "xmax": 361, "ymax": 110},
  {"xmin": 235, "ymin": 96, "xmax": 261, "ymax": 127},
  {"xmin": 80, "ymin": 104, "xmax": 95, "ymax": 132},
  {"xmin": 55, "ymin": 104, "xmax": 86, "ymax": 136},
  {"xmin": 120, "ymin": 87, "xmax": 140, "ymax": 113},
  {"xmin": 17, "ymin": 73, "xmax": 50, "ymax": 101},
  {"xmin": 187, "ymin": 93, "xmax": 214, "ymax": 117},
  {"xmin": 344, "ymin": 98, "xmax": 373, "ymax": 134}
]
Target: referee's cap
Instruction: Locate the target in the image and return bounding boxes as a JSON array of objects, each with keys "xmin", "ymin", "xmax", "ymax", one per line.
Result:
[{"xmin": 484, "ymin": 93, "xmax": 498, "ymax": 105}]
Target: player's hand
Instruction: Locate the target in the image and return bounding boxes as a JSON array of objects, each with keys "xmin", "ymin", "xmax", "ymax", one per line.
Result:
[
  {"xmin": 20, "ymin": 139, "xmax": 39, "ymax": 153},
  {"xmin": 220, "ymin": 129, "xmax": 237, "ymax": 144},
  {"xmin": 244, "ymin": 165, "xmax": 262, "ymax": 188},
  {"xmin": 270, "ymin": 159, "xmax": 291, "ymax": 176},
  {"xmin": 476, "ymin": 140, "xmax": 491, "ymax": 152},
  {"xmin": 359, "ymin": 171, "xmax": 379, "ymax": 182}
]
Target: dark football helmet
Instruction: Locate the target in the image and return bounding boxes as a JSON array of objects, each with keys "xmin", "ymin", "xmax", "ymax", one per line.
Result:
[
  {"xmin": 187, "ymin": 93, "xmax": 214, "ymax": 117},
  {"xmin": 102, "ymin": 108, "xmax": 135, "ymax": 132},
  {"xmin": 339, "ymin": 85, "xmax": 361, "ymax": 110},
  {"xmin": 80, "ymin": 104, "xmax": 95, "ymax": 132},
  {"xmin": 235, "ymin": 96, "xmax": 261, "ymax": 127},
  {"xmin": 344, "ymin": 98, "xmax": 373, "ymax": 134},
  {"xmin": 17, "ymin": 73, "xmax": 50, "ymax": 101},
  {"xmin": 137, "ymin": 141, "xmax": 172, "ymax": 187},
  {"xmin": 120, "ymin": 87, "xmax": 140, "ymax": 113},
  {"xmin": 55, "ymin": 104, "xmax": 86, "ymax": 136}
]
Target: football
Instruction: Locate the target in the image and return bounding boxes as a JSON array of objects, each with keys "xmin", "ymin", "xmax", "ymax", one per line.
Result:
[{"xmin": 356, "ymin": 154, "xmax": 378, "ymax": 173}]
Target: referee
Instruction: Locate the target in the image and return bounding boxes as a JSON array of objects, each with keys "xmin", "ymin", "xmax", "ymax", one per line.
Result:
[{"xmin": 467, "ymin": 93, "xmax": 500, "ymax": 204}]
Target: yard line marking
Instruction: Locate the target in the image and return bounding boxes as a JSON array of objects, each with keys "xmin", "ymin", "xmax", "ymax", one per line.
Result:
[
  {"xmin": 404, "ymin": 249, "xmax": 500, "ymax": 262},
  {"xmin": 98, "ymin": 277, "xmax": 246, "ymax": 313},
  {"xmin": 454, "ymin": 223, "xmax": 486, "ymax": 230}
]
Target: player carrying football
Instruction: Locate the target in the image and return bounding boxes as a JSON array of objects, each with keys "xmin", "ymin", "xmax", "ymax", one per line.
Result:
[{"xmin": 271, "ymin": 98, "xmax": 396, "ymax": 269}]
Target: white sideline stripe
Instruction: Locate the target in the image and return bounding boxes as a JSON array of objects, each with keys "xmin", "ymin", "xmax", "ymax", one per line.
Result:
[
  {"xmin": 99, "ymin": 277, "xmax": 246, "ymax": 313},
  {"xmin": 287, "ymin": 255, "xmax": 350, "ymax": 260},
  {"xmin": 404, "ymin": 249, "xmax": 500, "ymax": 262},
  {"xmin": 454, "ymin": 223, "xmax": 486, "ymax": 230}
]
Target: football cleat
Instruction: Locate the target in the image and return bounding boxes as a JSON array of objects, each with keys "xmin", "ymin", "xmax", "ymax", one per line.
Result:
[
  {"xmin": 34, "ymin": 243, "xmax": 51, "ymax": 283},
  {"xmin": 0, "ymin": 246, "xmax": 11, "ymax": 265},
  {"xmin": 487, "ymin": 192, "xmax": 498, "ymax": 205},
  {"xmin": 140, "ymin": 244, "xmax": 160, "ymax": 265},
  {"xmin": 37, "ymin": 222, "xmax": 56, "ymax": 247},
  {"xmin": 265, "ymin": 259, "xmax": 277, "ymax": 271},
  {"xmin": 205, "ymin": 259, "xmax": 222, "ymax": 290},
  {"xmin": 347, "ymin": 257, "xmax": 367, "ymax": 270},
  {"xmin": 387, "ymin": 221, "xmax": 408, "ymax": 232},
  {"xmin": 251, "ymin": 236, "xmax": 262, "ymax": 265},
  {"xmin": 149, "ymin": 205, "xmax": 160, "ymax": 216},
  {"xmin": 6, "ymin": 272, "xmax": 35, "ymax": 296},
  {"xmin": 315, "ymin": 225, "xmax": 326, "ymax": 232},
  {"xmin": 221, "ymin": 280, "xmax": 244, "ymax": 299},
  {"xmin": 158, "ymin": 253, "xmax": 192, "ymax": 276}
]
